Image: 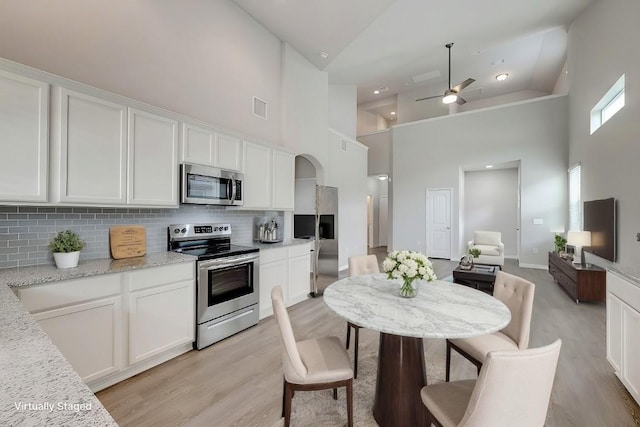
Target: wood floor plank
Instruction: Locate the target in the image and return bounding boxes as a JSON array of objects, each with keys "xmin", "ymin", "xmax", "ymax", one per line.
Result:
[{"xmin": 97, "ymin": 250, "xmax": 640, "ymax": 426}]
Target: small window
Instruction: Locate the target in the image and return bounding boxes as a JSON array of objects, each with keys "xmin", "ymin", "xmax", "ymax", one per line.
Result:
[{"xmin": 591, "ymin": 74, "xmax": 625, "ymax": 134}]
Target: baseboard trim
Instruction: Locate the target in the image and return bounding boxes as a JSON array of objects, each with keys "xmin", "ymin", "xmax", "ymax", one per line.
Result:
[{"xmin": 518, "ymin": 262, "xmax": 548, "ymax": 270}]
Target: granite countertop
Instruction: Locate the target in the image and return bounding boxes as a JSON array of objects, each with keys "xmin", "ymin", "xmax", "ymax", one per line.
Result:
[
  {"xmin": 0, "ymin": 284, "xmax": 118, "ymax": 426},
  {"xmin": 1, "ymin": 252, "xmax": 196, "ymax": 288},
  {"xmin": 249, "ymin": 238, "xmax": 314, "ymax": 250},
  {"xmin": 0, "ymin": 252, "xmax": 196, "ymax": 425}
]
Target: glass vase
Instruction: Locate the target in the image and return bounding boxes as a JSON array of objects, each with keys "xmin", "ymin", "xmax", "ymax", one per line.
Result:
[{"xmin": 400, "ymin": 278, "xmax": 419, "ymax": 298}]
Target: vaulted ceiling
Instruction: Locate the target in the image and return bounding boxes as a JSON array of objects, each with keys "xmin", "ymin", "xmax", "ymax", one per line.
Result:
[{"xmin": 233, "ymin": 0, "xmax": 594, "ymax": 114}]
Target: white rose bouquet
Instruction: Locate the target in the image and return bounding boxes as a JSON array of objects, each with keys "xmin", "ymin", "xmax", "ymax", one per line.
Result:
[{"xmin": 382, "ymin": 250, "xmax": 437, "ymax": 297}]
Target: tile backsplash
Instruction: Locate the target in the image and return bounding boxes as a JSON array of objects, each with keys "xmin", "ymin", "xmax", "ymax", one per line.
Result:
[{"xmin": 0, "ymin": 205, "xmax": 282, "ymax": 269}]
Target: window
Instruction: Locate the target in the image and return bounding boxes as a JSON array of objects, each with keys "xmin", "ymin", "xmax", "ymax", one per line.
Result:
[
  {"xmin": 590, "ymin": 74, "xmax": 625, "ymax": 134},
  {"xmin": 568, "ymin": 164, "xmax": 581, "ymax": 231}
]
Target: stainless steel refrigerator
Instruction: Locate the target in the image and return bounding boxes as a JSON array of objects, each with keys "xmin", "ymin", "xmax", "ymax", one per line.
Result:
[{"xmin": 294, "ymin": 185, "xmax": 338, "ymax": 296}]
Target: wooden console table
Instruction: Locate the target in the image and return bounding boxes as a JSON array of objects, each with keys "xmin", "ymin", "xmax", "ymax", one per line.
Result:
[{"xmin": 548, "ymin": 251, "xmax": 606, "ymax": 303}]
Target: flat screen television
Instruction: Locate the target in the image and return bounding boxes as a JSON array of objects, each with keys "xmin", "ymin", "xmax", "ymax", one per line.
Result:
[{"xmin": 583, "ymin": 197, "xmax": 616, "ymax": 262}]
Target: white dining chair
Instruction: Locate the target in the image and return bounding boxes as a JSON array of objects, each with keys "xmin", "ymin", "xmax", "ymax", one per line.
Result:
[
  {"xmin": 345, "ymin": 254, "xmax": 380, "ymax": 378},
  {"xmin": 271, "ymin": 286, "xmax": 354, "ymax": 427},
  {"xmin": 422, "ymin": 339, "xmax": 562, "ymax": 427},
  {"xmin": 446, "ymin": 271, "xmax": 535, "ymax": 381}
]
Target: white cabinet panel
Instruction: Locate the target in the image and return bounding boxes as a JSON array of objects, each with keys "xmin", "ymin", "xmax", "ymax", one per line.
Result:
[
  {"xmin": 57, "ymin": 88, "xmax": 127, "ymax": 204},
  {"xmin": 216, "ymin": 133, "xmax": 243, "ymax": 171},
  {"xmin": 607, "ymin": 292, "xmax": 623, "ymax": 373},
  {"xmin": 34, "ymin": 296, "xmax": 122, "ymax": 383},
  {"xmin": 182, "ymin": 123, "xmax": 215, "ymax": 166},
  {"xmin": 259, "ymin": 259, "xmax": 287, "ymax": 318},
  {"xmin": 243, "ymin": 141, "xmax": 272, "ymax": 209},
  {"xmin": 623, "ymin": 305, "xmax": 640, "ymax": 400},
  {"xmin": 128, "ymin": 108, "xmax": 178, "ymax": 206},
  {"xmin": 128, "ymin": 280, "xmax": 194, "ymax": 364},
  {"xmin": 288, "ymin": 251, "xmax": 311, "ymax": 303},
  {"xmin": 0, "ymin": 70, "xmax": 48, "ymax": 202},
  {"xmin": 272, "ymin": 150, "xmax": 295, "ymax": 210}
]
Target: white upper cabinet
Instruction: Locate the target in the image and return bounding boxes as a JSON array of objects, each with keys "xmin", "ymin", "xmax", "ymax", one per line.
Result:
[
  {"xmin": 181, "ymin": 123, "xmax": 215, "ymax": 166},
  {"xmin": 242, "ymin": 141, "xmax": 295, "ymax": 211},
  {"xmin": 243, "ymin": 141, "xmax": 272, "ymax": 209},
  {"xmin": 128, "ymin": 109, "xmax": 178, "ymax": 206},
  {"xmin": 0, "ymin": 70, "xmax": 49, "ymax": 202},
  {"xmin": 54, "ymin": 88, "xmax": 127, "ymax": 204},
  {"xmin": 272, "ymin": 150, "xmax": 295, "ymax": 210},
  {"xmin": 215, "ymin": 133, "xmax": 243, "ymax": 172}
]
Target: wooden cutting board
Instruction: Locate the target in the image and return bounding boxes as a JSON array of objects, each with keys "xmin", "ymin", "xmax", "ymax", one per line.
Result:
[{"xmin": 110, "ymin": 225, "xmax": 146, "ymax": 259}]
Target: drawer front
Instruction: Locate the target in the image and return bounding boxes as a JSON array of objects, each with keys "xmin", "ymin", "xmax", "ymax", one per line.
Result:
[
  {"xmin": 289, "ymin": 243, "xmax": 311, "ymax": 258},
  {"xmin": 557, "ymin": 273, "xmax": 577, "ymax": 298},
  {"xmin": 18, "ymin": 274, "xmax": 121, "ymax": 313},
  {"xmin": 127, "ymin": 262, "xmax": 194, "ymax": 292},
  {"xmin": 260, "ymin": 247, "xmax": 288, "ymax": 264}
]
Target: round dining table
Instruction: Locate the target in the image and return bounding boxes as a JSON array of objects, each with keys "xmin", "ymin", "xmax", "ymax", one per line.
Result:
[{"xmin": 324, "ymin": 274, "xmax": 511, "ymax": 427}]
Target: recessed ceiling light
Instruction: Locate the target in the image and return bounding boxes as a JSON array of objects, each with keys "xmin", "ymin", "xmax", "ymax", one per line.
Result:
[
  {"xmin": 320, "ymin": 51, "xmax": 329, "ymax": 59},
  {"xmin": 374, "ymin": 90, "xmax": 380, "ymax": 94},
  {"xmin": 390, "ymin": 111, "xmax": 396, "ymax": 115},
  {"xmin": 495, "ymin": 73, "xmax": 509, "ymax": 81},
  {"xmin": 486, "ymin": 164, "xmax": 494, "ymax": 169},
  {"xmin": 378, "ymin": 175, "xmax": 388, "ymax": 181}
]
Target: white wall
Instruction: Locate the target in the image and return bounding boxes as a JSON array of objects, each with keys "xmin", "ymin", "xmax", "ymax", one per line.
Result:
[
  {"xmin": 392, "ymin": 95, "xmax": 568, "ymax": 267},
  {"xmin": 329, "ymin": 84, "xmax": 357, "ymax": 139},
  {"xmin": 464, "ymin": 169, "xmax": 519, "ymax": 257},
  {"xmin": 458, "ymin": 90, "xmax": 549, "ymax": 113},
  {"xmin": 282, "ymin": 43, "xmax": 330, "ymax": 170},
  {"xmin": 326, "ymin": 130, "xmax": 369, "ymax": 269},
  {"xmin": 0, "ymin": 0, "xmax": 282, "ymax": 143},
  {"xmin": 367, "ymin": 177, "xmax": 389, "ymax": 247},
  {"xmin": 397, "ymin": 90, "xmax": 449, "ymax": 124},
  {"xmin": 567, "ymin": 0, "xmax": 640, "ymax": 278},
  {"xmin": 357, "ymin": 129, "xmax": 392, "ymax": 175}
]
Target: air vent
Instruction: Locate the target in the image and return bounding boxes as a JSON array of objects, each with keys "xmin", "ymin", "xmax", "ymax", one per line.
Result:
[
  {"xmin": 412, "ymin": 69, "xmax": 441, "ymax": 84},
  {"xmin": 253, "ymin": 97, "xmax": 267, "ymax": 119}
]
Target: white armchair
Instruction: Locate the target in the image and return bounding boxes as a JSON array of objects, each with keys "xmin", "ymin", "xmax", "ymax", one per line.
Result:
[{"xmin": 468, "ymin": 231, "xmax": 504, "ymax": 267}]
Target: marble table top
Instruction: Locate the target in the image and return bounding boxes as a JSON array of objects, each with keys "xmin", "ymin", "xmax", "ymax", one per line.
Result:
[{"xmin": 324, "ymin": 274, "xmax": 511, "ymax": 339}]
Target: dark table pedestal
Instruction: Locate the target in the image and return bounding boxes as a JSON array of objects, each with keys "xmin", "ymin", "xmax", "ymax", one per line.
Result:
[{"xmin": 373, "ymin": 333, "xmax": 428, "ymax": 427}]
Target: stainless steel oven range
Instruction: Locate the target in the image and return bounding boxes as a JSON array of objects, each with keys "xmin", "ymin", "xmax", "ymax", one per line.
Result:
[{"xmin": 168, "ymin": 223, "xmax": 259, "ymax": 350}]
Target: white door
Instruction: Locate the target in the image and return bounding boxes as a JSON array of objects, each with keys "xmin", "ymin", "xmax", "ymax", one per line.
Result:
[
  {"xmin": 367, "ymin": 196, "xmax": 374, "ymax": 248},
  {"xmin": 426, "ymin": 189, "xmax": 452, "ymax": 259},
  {"xmin": 379, "ymin": 196, "xmax": 388, "ymax": 247},
  {"xmin": 272, "ymin": 150, "xmax": 295, "ymax": 210},
  {"xmin": 243, "ymin": 141, "xmax": 272, "ymax": 209}
]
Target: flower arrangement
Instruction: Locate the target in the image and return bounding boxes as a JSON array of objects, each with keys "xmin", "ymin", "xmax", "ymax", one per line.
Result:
[{"xmin": 382, "ymin": 250, "xmax": 437, "ymax": 297}]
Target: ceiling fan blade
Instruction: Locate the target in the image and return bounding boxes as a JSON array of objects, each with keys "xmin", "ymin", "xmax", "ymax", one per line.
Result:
[
  {"xmin": 452, "ymin": 78, "xmax": 475, "ymax": 93},
  {"xmin": 416, "ymin": 94, "xmax": 443, "ymax": 102},
  {"xmin": 455, "ymin": 95, "xmax": 467, "ymax": 105}
]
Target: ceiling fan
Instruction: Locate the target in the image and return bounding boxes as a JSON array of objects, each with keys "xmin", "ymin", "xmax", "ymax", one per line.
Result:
[{"xmin": 416, "ymin": 43, "xmax": 475, "ymax": 105}]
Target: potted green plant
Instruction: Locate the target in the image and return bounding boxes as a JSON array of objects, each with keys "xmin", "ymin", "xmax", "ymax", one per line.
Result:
[
  {"xmin": 469, "ymin": 248, "xmax": 481, "ymax": 258},
  {"xmin": 50, "ymin": 230, "xmax": 85, "ymax": 269},
  {"xmin": 554, "ymin": 234, "xmax": 567, "ymax": 254}
]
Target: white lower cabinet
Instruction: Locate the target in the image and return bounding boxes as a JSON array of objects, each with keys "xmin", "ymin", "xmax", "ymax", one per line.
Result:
[
  {"xmin": 34, "ymin": 296, "xmax": 122, "ymax": 383},
  {"xmin": 607, "ymin": 271, "xmax": 640, "ymax": 405},
  {"xmin": 127, "ymin": 264, "xmax": 195, "ymax": 365},
  {"xmin": 259, "ymin": 243, "xmax": 311, "ymax": 319},
  {"xmin": 16, "ymin": 261, "xmax": 195, "ymax": 392}
]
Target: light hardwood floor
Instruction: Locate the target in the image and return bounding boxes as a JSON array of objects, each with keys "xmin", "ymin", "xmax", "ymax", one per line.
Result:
[{"xmin": 97, "ymin": 249, "xmax": 640, "ymax": 426}]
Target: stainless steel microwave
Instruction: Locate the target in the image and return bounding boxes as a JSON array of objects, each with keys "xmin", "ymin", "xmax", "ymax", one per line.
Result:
[{"xmin": 181, "ymin": 163, "xmax": 243, "ymax": 206}]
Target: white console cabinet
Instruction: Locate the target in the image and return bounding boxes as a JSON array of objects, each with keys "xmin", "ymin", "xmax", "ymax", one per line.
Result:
[
  {"xmin": 15, "ymin": 262, "xmax": 195, "ymax": 392},
  {"xmin": 258, "ymin": 242, "xmax": 311, "ymax": 319},
  {"xmin": 607, "ymin": 271, "xmax": 640, "ymax": 405},
  {"xmin": 0, "ymin": 70, "xmax": 49, "ymax": 203}
]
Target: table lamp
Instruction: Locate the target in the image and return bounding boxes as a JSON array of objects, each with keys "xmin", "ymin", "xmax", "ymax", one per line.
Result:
[{"xmin": 567, "ymin": 230, "xmax": 591, "ymax": 266}]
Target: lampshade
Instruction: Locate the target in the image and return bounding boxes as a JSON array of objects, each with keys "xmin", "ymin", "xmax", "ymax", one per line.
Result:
[{"xmin": 567, "ymin": 230, "xmax": 591, "ymax": 247}]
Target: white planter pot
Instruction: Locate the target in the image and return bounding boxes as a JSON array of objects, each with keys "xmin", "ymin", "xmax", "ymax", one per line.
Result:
[{"xmin": 53, "ymin": 251, "xmax": 80, "ymax": 269}]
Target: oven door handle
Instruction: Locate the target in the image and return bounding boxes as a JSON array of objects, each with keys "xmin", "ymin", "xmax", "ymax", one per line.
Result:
[{"xmin": 199, "ymin": 253, "xmax": 259, "ymax": 270}]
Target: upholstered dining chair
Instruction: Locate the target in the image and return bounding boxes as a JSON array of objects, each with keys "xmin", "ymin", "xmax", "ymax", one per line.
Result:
[
  {"xmin": 422, "ymin": 339, "xmax": 562, "ymax": 427},
  {"xmin": 345, "ymin": 254, "xmax": 380, "ymax": 378},
  {"xmin": 271, "ymin": 286, "xmax": 353, "ymax": 427},
  {"xmin": 446, "ymin": 271, "xmax": 535, "ymax": 381}
]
